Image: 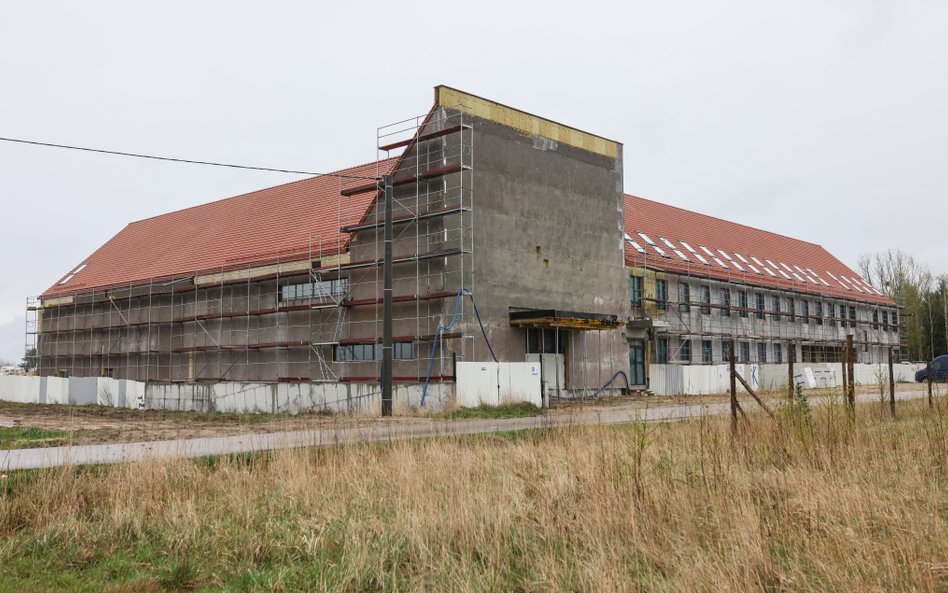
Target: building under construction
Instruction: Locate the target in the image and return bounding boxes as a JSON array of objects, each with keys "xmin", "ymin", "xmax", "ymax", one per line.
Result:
[
  {"xmin": 29, "ymin": 86, "xmax": 628, "ymax": 397},
  {"xmin": 28, "ymin": 85, "xmax": 898, "ymax": 397},
  {"xmin": 622, "ymin": 195, "xmax": 899, "ymax": 390}
]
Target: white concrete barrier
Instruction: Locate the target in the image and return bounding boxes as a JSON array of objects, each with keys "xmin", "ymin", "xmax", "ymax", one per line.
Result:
[
  {"xmin": 649, "ymin": 362, "xmax": 927, "ymax": 396},
  {"xmin": 0, "ymin": 375, "xmax": 459, "ymax": 415},
  {"xmin": 456, "ymin": 362, "xmax": 541, "ymax": 408}
]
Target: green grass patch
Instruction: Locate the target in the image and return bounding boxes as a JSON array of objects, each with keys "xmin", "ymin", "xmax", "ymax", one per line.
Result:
[
  {"xmin": 435, "ymin": 402, "xmax": 541, "ymax": 420},
  {"xmin": 0, "ymin": 427, "xmax": 73, "ymax": 450}
]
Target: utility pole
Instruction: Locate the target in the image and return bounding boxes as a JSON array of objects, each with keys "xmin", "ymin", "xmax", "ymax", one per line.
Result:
[
  {"xmin": 928, "ymin": 352, "xmax": 934, "ymax": 410},
  {"xmin": 888, "ymin": 345, "xmax": 895, "ymax": 418},
  {"xmin": 846, "ymin": 334, "xmax": 855, "ymax": 411},
  {"xmin": 729, "ymin": 339, "xmax": 737, "ymax": 434},
  {"xmin": 381, "ymin": 174, "xmax": 394, "ymax": 417},
  {"xmin": 942, "ymin": 280, "xmax": 947, "ymax": 359},
  {"xmin": 787, "ymin": 339, "xmax": 794, "ymax": 400},
  {"xmin": 841, "ymin": 341, "xmax": 848, "ymax": 396}
]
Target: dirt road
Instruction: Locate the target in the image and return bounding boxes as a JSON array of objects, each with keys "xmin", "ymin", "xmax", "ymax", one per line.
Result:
[{"xmin": 1, "ymin": 384, "xmax": 939, "ymax": 471}]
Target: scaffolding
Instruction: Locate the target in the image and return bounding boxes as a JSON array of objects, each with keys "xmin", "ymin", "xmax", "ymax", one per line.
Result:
[
  {"xmin": 27, "ymin": 105, "xmax": 475, "ymax": 390},
  {"xmin": 625, "ymin": 241, "xmax": 901, "ymax": 378}
]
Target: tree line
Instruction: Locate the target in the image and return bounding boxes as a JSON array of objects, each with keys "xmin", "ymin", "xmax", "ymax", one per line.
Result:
[{"xmin": 859, "ymin": 249, "xmax": 947, "ymax": 362}]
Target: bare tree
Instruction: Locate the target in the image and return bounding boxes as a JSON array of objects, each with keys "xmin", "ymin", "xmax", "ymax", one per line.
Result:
[
  {"xmin": 858, "ymin": 249, "xmax": 935, "ymax": 360},
  {"xmin": 858, "ymin": 249, "xmax": 928, "ymax": 298}
]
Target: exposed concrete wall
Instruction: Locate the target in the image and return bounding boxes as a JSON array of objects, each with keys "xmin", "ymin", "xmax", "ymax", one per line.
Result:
[{"xmin": 463, "ymin": 113, "xmax": 628, "ymax": 389}]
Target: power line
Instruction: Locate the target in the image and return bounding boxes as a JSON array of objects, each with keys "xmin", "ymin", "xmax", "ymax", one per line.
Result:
[{"xmin": 0, "ymin": 136, "xmax": 381, "ymax": 180}]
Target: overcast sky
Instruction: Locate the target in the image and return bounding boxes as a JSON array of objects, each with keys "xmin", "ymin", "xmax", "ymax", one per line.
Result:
[{"xmin": 1, "ymin": 1, "xmax": 946, "ymax": 363}]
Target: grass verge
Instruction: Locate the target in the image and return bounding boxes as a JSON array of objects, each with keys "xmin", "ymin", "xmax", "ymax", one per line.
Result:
[
  {"xmin": 0, "ymin": 398, "xmax": 946, "ymax": 591},
  {"xmin": 434, "ymin": 401, "xmax": 542, "ymax": 420},
  {"xmin": 0, "ymin": 427, "xmax": 73, "ymax": 450}
]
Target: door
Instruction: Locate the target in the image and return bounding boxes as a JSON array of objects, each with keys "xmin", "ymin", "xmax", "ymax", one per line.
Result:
[{"xmin": 629, "ymin": 340, "xmax": 645, "ymax": 386}]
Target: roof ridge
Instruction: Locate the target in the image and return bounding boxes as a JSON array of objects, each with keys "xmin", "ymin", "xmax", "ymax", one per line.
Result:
[
  {"xmin": 130, "ymin": 156, "xmax": 400, "ymax": 226},
  {"xmin": 625, "ymin": 193, "xmax": 823, "ymax": 250}
]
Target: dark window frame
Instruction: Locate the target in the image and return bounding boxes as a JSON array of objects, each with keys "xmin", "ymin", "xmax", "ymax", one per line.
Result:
[
  {"xmin": 755, "ymin": 293, "xmax": 765, "ymax": 319},
  {"xmin": 630, "ymin": 275, "xmax": 643, "ymax": 308},
  {"xmin": 678, "ymin": 282, "xmax": 691, "ymax": 313}
]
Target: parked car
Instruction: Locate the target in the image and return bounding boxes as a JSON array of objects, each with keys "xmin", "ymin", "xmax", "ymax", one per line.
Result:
[{"xmin": 916, "ymin": 355, "xmax": 948, "ymax": 382}]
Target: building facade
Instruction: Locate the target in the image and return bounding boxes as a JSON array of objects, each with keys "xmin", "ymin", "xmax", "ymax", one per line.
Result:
[
  {"xmin": 622, "ymin": 195, "xmax": 899, "ymax": 389},
  {"xmin": 30, "ymin": 86, "xmax": 629, "ymax": 397},
  {"xmin": 29, "ymin": 86, "xmax": 898, "ymax": 398}
]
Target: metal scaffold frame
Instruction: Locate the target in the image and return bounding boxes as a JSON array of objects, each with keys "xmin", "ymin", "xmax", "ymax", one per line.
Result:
[
  {"xmin": 625, "ymin": 243, "xmax": 900, "ymax": 373},
  {"xmin": 26, "ymin": 104, "xmax": 476, "ymax": 391}
]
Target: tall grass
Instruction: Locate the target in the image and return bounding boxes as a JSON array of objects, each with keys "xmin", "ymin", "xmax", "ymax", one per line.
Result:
[{"xmin": 1, "ymin": 398, "xmax": 946, "ymax": 592}]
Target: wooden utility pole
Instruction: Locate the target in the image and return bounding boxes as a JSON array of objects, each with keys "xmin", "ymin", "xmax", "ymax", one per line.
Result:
[
  {"xmin": 381, "ymin": 174, "xmax": 394, "ymax": 417},
  {"xmin": 846, "ymin": 334, "xmax": 856, "ymax": 410},
  {"xmin": 888, "ymin": 345, "xmax": 895, "ymax": 418},
  {"xmin": 729, "ymin": 339, "xmax": 737, "ymax": 434},
  {"xmin": 841, "ymin": 342, "xmax": 849, "ymax": 396},
  {"xmin": 928, "ymin": 354, "xmax": 934, "ymax": 410},
  {"xmin": 787, "ymin": 339, "xmax": 794, "ymax": 400}
]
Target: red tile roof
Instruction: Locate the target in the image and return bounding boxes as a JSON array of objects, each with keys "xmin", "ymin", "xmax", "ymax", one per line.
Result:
[
  {"xmin": 42, "ymin": 158, "xmax": 398, "ymax": 298},
  {"xmin": 42, "ymin": 156, "xmax": 892, "ymax": 309},
  {"xmin": 624, "ymin": 194, "xmax": 894, "ymax": 306}
]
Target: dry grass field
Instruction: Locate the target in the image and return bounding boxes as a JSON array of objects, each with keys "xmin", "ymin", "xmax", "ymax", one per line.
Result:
[{"xmin": 1, "ymin": 395, "xmax": 946, "ymax": 592}]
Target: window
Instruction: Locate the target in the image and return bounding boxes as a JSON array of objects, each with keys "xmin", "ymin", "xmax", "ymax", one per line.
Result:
[
  {"xmin": 892, "ymin": 309, "xmax": 898, "ymax": 332},
  {"xmin": 771, "ymin": 295, "xmax": 780, "ymax": 321},
  {"xmin": 656, "ymin": 279, "xmax": 667, "ymax": 310},
  {"xmin": 787, "ymin": 298, "xmax": 796, "ymax": 322},
  {"xmin": 757, "ymin": 342, "xmax": 767, "ymax": 363},
  {"xmin": 815, "ymin": 302, "xmax": 823, "ymax": 326},
  {"xmin": 335, "ymin": 342, "xmax": 413, "ymax": 361},
  {"xmin": 839, "ymin": 304, "xmax": 846, "ymax": 327},
  {"xmin": 773, "ymin": 342, "xmax": 783, "ymax": 364},
  {"xmin": 657, "ymin": 338, "xmax": 668, "ymax": 363},
  {"xmin": 678, "ymin": 283, "xmax": 691, "ymax": 313},
  {"xmin": 882, "ymin": 310, "xmax": 889, "ymax": 329},
  {"xmin": 738, "ymin": 290, "xmax": 748, "ymax": 318},
  {"xmin": 739, "ymin": 342, "xmax": 750, "ymax": 363},
  {"xmin": 721, "ymin": 289, "xmax": 731, "ymax": 317},
  {"xmin": 630, "ymin": 275, "xmax": 642, "ymax": 308},
  {"xmin": 802, "ymin": 301, "xmax": 810, "ymax": 324},
  {"xmin": 702, "ymin": 340, "xmax": 713, "ymax": 363},
  {"xmin": 678, "ymin": 339, "xmax": 692, "ymax": 362},
  {"xmin": 872, "ymin": 310, "xmax": 879, "ymax": 330},
  {"xmin": 755, "ymin": 293, "xmax": 765, "ymax": 319},
  {"xmin": 527, "ymin": 329, "xmax": 567, "ymax": 354},
  {"xmin": 700, "ymin": 286, "xmax": 711, "ymax": 314},
  {"xmin": 281, "ymin": 278, "xmax": 349, "ymax": 301},
  {"xmin": 829, "ymin": 303, "xmax": 836, "ymax": 327},
  {"xmin": 849, "ymin": 306, "xmax": 857, "ymax": 328}
]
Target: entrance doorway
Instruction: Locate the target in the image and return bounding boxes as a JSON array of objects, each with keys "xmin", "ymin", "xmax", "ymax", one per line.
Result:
[
  {"xmin": 526, "ymin": 328, "xmax": 568, "ymax": 397},
  {"xmin": 629, "ymin": 340, "xmax": 645, "ymax": 386}
]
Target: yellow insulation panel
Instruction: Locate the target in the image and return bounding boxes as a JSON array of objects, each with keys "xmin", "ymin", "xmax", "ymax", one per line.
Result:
[
  {"xmin": 629, "ymin": 266, "xmax": 667, "ymax": 316},
  {"xmin": 435, "ymin": 86, "xmax": 619, "ymax": 159}
]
